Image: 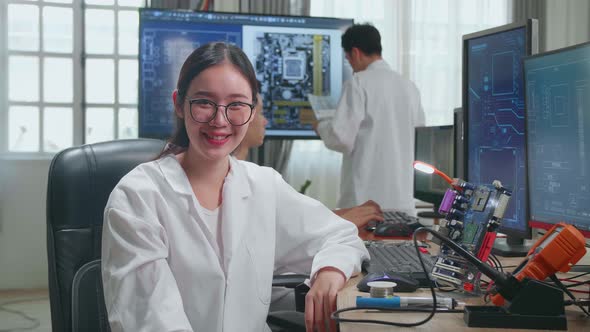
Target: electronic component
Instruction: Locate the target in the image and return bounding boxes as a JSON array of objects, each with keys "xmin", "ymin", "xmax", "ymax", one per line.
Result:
[
  {"xmin": 282, "ymin": 51, "xmax": 306, "ymax": 80},
  {"xmin": 424, "ymin": 227, "xmax": 583, "ymax": 330},
  {"xmin": 254, "ymin": 32, "xmax": 331, "ymax": 129},
  {"xmin": 491, "ymin": 223, "xmax": 587, "ymax": 306},
  {"xmin": 432, "ymin": 179, "xmax": 512, "ymax": 294},
  {"xmin": 414, "ymin": 159, "xmax": 588, "ymax": 329}
]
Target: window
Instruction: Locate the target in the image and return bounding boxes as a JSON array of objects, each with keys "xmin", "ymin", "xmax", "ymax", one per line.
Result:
[
  {"xmin": 84, "ymin": 0, "xmax": 142, "ymax": 144},
  {"xmin": 0, "ymin": 0, "xmax": 144, "ymax": 155},
  {"xmin": 2, "ymin": 0, "xmax": 77, "ymax": 154},
  {"xmin": 310, "ymin": 0, "xmax": 510, "ymax": 125}
]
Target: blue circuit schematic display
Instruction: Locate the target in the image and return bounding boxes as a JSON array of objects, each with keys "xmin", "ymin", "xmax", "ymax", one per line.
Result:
[
  {"xmin": 466, "ymin": 26, "xmax": 528, "ymax": 233},
  {"xmin": 524, "ymin": 43, "xmax": 590, "ymax": 231},
  {"xmin": 140, "ymin": 18, "xmax": 241, "ymax": 137}
]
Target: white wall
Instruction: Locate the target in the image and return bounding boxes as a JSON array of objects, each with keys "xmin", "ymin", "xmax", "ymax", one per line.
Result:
[{"xmin": 0, "ymin": 159, "xmax": 50, "ymax": 289}]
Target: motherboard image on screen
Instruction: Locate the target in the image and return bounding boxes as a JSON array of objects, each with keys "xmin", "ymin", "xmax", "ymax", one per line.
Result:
[
  {"xmin": 253, "ymin": 32, "xmax": 331, "ymax": 131},
  {"xmin": 466, "ymin": 26, "xmax": 528, "ymax": 233},
  {"xmin": 138, "ymin": 9, "xmax": 351, "ymax": 139}
]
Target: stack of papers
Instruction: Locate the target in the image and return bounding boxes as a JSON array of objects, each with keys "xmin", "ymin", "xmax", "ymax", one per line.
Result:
[{"xmin": 307, "ymin": 94, "xmax": 336, "ymax": 120}]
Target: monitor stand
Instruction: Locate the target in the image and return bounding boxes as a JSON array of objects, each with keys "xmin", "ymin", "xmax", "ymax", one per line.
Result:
[{"xmin": 491, "ymin": 237, "xmax": 532, "ymax": 257}]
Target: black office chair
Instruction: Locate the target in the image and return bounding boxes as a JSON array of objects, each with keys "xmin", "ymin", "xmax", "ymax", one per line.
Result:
[
  {"xmin": 46, "ymin": 139, "xmax": 166, "ymax": 332},
  {"xmin": 46, "ymin": 139, "xmax": 306, "ymax": 332}
]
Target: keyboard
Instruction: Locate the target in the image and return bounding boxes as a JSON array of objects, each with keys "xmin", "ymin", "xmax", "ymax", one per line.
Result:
[
  {"xmin": 362, "ymin": 241, "xmax": 435, "ymax": 287},
  {"xmin": 367, "ymin": 210, "xmax": 424, "ymax": 237}
]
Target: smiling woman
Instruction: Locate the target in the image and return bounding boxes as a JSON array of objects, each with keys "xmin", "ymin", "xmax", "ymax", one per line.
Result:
[{"xmin": 100, "ymin": 42, "xmax": 369, "ymax": 332}]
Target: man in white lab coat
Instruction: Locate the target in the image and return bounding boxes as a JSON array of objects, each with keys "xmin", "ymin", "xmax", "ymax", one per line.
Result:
[{"xmin": 315, "ymin": 24, "xmax": 425, "ymax": 214}]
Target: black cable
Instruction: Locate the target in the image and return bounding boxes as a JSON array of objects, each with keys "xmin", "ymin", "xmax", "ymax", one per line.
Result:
[
  {"xmin": 566, "ymin": 271, "xmax": 590, "ymax": 280},
  {"xmin": 0, "ymin": 307, "xmax": 40, "ymax": 332},
  {"xmin": 331, "ymin": 228, "xmax": 439, "ymax": 327},
  {"xmin": 564, "ymin": 280, "xmax": 590, "ymax": 288},
  {"xmin": 564, "ymin": 299, "xmax": 590, "ymax": 306},
  {"xmin": 486, "ymin": 255, "xmax": 497, "ymax": 270},
  {"xmin": 332, "ymin": 306, "xmax": 464, "ymax": 322},
  {"xmin": 548, "ymin": 274, "xmax": 590, "ymax": 316},
  {"xmin": 489, "ymin": 254, "xmax": 504, "ymax": 273},
  {"xmin": 510, "ymin": 256, "xmax": 529, "ymax": 276},
  {"xmin": 0, "ymin": 297, "xmax": 46, "ymax": 332}
]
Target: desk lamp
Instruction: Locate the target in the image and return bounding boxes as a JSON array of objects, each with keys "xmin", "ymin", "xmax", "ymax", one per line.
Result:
[{"xmin": 413, "ymin": 160, "xmax": 459, "ymax": 190}]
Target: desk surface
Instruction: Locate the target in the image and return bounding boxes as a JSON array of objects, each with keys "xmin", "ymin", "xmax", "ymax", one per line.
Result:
[{"xmin": 337, "ymin": 243, "xmax": 590, "ymax": 331}]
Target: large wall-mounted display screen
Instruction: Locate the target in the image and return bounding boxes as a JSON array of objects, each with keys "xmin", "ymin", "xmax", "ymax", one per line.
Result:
[{"xmin": 139, "ymin": 9, "xmax": 353, "ymax": 139}]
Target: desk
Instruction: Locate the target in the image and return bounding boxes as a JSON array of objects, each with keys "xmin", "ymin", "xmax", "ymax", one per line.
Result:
[{"xmin": 337, "ymin": 247, "xmax": 590, "ymax": 331}]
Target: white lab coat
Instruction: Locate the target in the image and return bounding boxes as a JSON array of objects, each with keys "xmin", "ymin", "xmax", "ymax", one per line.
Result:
[
  {"xmin": 101, "ymin": 154, "xmax": 368, "ymax": 332},
  {"xmin": 317, "ymin": 59, "xmax": 425, "ymax": 212}
]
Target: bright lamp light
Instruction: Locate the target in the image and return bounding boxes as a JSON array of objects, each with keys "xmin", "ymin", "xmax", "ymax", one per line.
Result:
[
  {"xmin": 413, "ymin": 160, "xmax": 455, "ymax": 186},
  {"xmin": 413, "ymin": 161, "xmax": 435, "ymax": 174}
]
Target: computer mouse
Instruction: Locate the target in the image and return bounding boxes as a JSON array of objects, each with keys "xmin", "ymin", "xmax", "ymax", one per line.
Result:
[
  {"xmin": 364, "ymin": 219, "xmax": 381, "ymax": 231},
  {"xmin": 374, "ymin": 223, "xmax": 409, "ymax": 237},
  {"xmin": 357, "ymin": 271, "xmax": 419, "ymax": 293}
]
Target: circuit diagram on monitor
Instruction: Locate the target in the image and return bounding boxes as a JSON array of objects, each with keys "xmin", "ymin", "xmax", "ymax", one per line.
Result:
[
  {"xmin": 254, "ymin": 32, "xmax": 331, "ymax": 129},
  {"xmin": 467, "ymin": 29, "xmax": 527, "ymax": 231},
  {"xmin": 140, "ymin": 24, "xmax": 241, "ymax": 137},
  {"xmin": 526, "ymin": 59, "xmax": 590, "ymax": 226}
]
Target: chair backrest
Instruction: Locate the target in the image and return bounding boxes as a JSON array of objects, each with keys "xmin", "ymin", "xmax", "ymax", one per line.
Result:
[{"xmin": 46, "ymin": 139, "xmax": 166, "ymax": 332}]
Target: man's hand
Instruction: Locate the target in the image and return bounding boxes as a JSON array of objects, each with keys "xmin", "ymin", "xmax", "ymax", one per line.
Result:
[
  {"xmin": 334, "ymin": 200, "xmax": 384, "ymax": 228},
  {"xmin": 359, "ymin": 200, "xmax": 382, "ymax": 211},
  {"xmin": 304, "ymin": 267, "xmax": 346, "ymax": 332},
  {"xmin": 311, "ymin": 120, "xmax": 320, "ymax": 135}
]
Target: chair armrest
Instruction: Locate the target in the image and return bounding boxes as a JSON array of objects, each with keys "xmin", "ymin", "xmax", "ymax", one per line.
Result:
[
  {"xmin": 267, "ymin": 311, "xmax": 306, "ymax": 331},
  {"xmin": 71, "ymin": 259, "xmax": 111, "ymax": 332},
  {"xmin": 272, "ymin": 274, "xmax": 309, "ymax": 288}
]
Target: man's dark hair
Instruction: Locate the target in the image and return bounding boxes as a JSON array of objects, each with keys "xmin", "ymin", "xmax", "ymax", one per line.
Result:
[{"xmin": 341, "ymin": 24, "xmax": 382, "ymax": 56}]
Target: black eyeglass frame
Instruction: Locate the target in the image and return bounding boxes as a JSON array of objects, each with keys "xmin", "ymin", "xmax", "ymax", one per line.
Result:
[{"xmin": 187, "ymin": 98, "xmax": 255, "ymax": 126}]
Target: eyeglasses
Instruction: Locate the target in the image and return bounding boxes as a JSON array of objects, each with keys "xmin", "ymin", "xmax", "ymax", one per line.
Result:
[{"xmin": 188, "ymin": 98, "xmax": 255, "ymax": 126}]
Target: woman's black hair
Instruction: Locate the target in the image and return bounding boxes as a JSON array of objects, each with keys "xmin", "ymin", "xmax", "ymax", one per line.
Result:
[{"xmin": 159, "ymin": 42, "xmax": 258, "ymax": 157}]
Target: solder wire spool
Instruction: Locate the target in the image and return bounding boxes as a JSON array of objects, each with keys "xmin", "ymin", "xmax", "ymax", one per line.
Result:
[{"xmin": 367, "ymin": 281, "xmax": 397, "ymax": 298}]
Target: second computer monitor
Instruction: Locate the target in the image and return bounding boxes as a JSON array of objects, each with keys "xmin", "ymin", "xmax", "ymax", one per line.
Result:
[
  {"xmin": 454, "ymin": 107, "xmax": 465, "ymax": 180},
  {"xmin": 414, "ymin": 125, "xmax": 454, "ymax": 217},
  {"xmin": 463, "ymin": 19, "xmax": 538, "ymax": 256},
  {"xmin": 524, "ymin": 41, "xmax": 590, "ymax": 238}
]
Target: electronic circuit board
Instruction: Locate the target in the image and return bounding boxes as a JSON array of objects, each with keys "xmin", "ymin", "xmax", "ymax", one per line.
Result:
[{"xmin": 431, "ymin": 179, "xmax": 512, "ymax": 294}]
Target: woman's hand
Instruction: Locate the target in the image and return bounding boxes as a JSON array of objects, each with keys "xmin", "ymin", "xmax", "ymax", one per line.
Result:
[
  {"xmin": 304, "ymin": 267, "xmax": 346, "ymax": 332},
  {"xmin": 335, "ymin": 200, "xmax": 384, "ymax": 228}
]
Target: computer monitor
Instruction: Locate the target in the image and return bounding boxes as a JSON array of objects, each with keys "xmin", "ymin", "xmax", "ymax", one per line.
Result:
[
  {"xmin": 463, "ymin": 19, "xmax": 538, "ymax": 256},
  {"xmin": 414, "ymin": 125, "xmax": 454, "ymax": 218},
  {"xmin": 453, "ymin": 107, "xmax": 465, "ymax": 180},
  {"xmin": 138, "ymin": 9, "xmax": 353, "ymax": 140},
  {"xmin": 524, "ymin": 41, "xmax": 590, "ymax": 239}
]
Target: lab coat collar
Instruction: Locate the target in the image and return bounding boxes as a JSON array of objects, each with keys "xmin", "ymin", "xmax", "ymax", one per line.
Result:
[
  {"xmin": 157, "ymin": 154, "xmax": 252, "ymax": 199},
  {"xmin": 366, "ymin": 59, "xmax": 390, "ymax": 71},
  {"xmin": 157, "ymin": 154, "xmax": 194, "ymax": 197}
]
